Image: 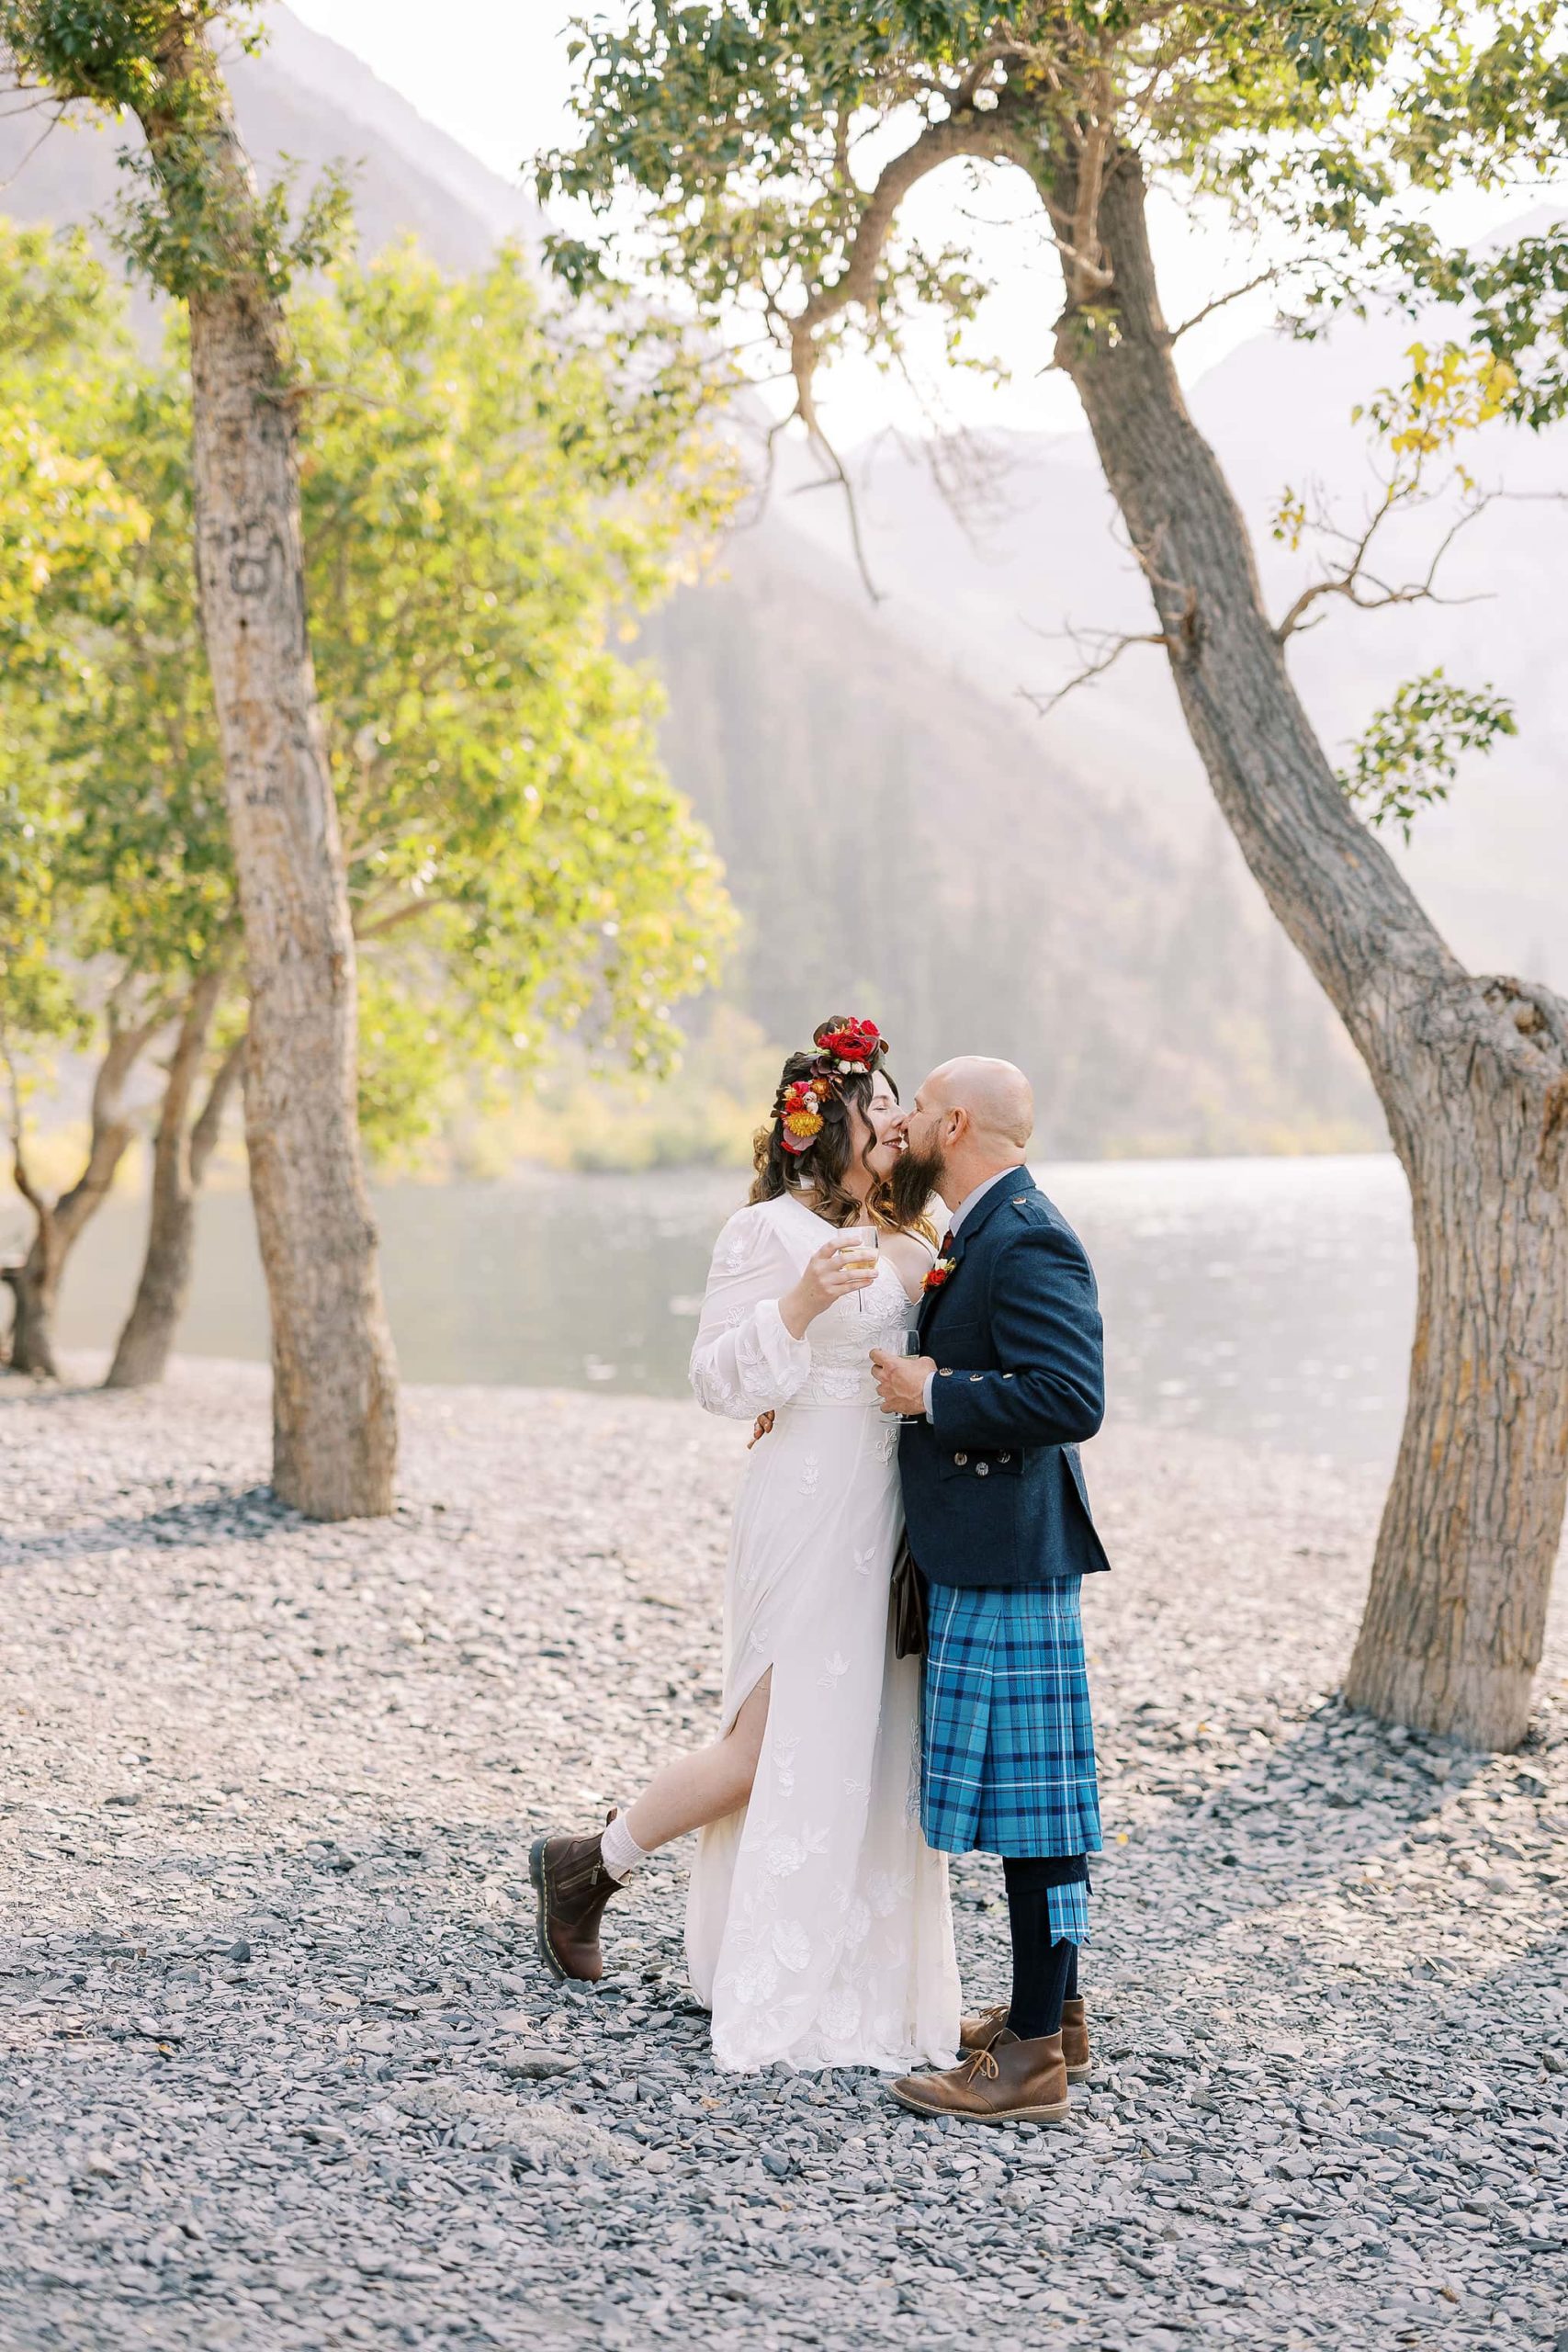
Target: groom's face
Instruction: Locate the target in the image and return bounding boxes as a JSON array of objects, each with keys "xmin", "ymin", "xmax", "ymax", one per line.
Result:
[{"xmin": 889, "ymin": 1078, "xmax": 953, "ymax": 1222}]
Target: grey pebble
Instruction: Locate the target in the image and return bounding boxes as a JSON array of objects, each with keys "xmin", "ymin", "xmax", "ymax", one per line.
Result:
[{"xmin": 1, "ymin": 1361, "xmax": 1565, "ymax": 2352}]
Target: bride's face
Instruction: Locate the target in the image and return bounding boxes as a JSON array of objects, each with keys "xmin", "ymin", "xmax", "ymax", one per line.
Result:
[{"xmin": 852, "ymin": 1075, "xmax": 905, "ymax": 1183}]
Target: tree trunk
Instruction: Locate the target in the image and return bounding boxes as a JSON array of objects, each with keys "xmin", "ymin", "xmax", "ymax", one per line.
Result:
[
  {"xmin": 141, "ymin": 33, "xmax": 398, "ymax": 1515},
  {"xmin": 1052, "ymin": 148, "xmax": 1568, "ymax": 1749},
  {"xmin": 1347, "ymin": 992, "xmax": 1568, "ymax": 1747},
  {"xmin": 3, "ymin": 1015, "xmax": 160, "ymax": 1379},
  {"xmin": 2, "ymin": 1246, "xmax": 62, "ymax": 1378},
  {"xmin": 105, "ymin": 974, "xmax": 243, "ymax": 1391}
]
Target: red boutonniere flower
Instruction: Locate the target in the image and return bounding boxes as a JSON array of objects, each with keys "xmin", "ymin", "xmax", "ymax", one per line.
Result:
[
  {"xmin": 923, "ymin": 1256, "xmax": 956, "ymax": 1294},
  {"xmin": 818, "ymin": 1016, "xmax": 882, "ymax": 1069}
]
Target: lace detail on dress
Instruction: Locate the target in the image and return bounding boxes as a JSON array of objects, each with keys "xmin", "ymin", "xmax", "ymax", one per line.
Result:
[{"xmin": 791, "ymin": 1258, "xmax": 918, "ymax": 1408}]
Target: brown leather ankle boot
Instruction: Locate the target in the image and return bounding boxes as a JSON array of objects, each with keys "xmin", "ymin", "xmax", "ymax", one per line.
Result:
[
  {"xmin": 960, "ymin": 1996, "xmax": 1091, "ymax": 2080},
  {"xmin": 529, "ymin": 1819, "xmax": 622, "ymax": 1983},
  {"xmin": 891, "ymin": 2029, "xmax": 1070, "ymax": 2124}
]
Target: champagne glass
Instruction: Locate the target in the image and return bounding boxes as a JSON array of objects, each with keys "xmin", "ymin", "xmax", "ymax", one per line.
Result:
[
  {"xmin": 840, "ymin": 1224, "xmax": 878, "ymax": 1311},
  {"xmin": 880, "ymin": 1329, "xmax": 925, "ymax": 1420}
]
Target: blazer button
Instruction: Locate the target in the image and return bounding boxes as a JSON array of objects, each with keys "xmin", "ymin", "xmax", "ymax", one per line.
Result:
[
  {"xmin": 969, "ymin": 1373, "xmax": 983, "ymax": 1383},
  {"xmin": 976, "ymin": 1462, "xmax": 990, "ymax": 1477},
  {"xmin": 998, "ymin": 1453, "xmax": 1011, "ymax": 1464},
  {"xmin": 953, "ymin": 1452, "xmax": 968, "ymax": 1467},
  {"xmin": 938, "ymin": 1367, "xmax": 953, "ymax": 1378}
]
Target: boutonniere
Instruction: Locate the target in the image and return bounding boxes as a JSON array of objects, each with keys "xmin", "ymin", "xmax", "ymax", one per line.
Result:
[{"xmin": 923, "ymin": 1256, "xmax": 956, "ymax": 1295}]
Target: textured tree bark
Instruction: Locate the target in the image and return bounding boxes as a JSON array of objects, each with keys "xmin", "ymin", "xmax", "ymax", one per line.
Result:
[
  {"xmin": 1346, "ymin": 990, "xmax": 1568, "ymax": 1747},
  {"xmin": 105, "ymin": 975, "xmax": 243, "ymax": 1391},
  {"xmin": 3, "ymin": 1018, "xmax": 158, "ymax": 1379},
  {"xmin": 138, "ymin": 30, "xmax": 398, "ymax": 1513},
  {"xmin": 1053, "ymin": 149, "xmax": 1568, "ymax": 1749}
]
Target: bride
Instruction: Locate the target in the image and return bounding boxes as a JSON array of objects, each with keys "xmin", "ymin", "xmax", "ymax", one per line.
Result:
[{"xmin": 531, "ymin": 1016, "xmax": 959, "ymax": 2072}]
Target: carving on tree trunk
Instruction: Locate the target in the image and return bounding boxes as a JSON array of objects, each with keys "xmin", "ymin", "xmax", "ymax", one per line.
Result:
[{"xmin": 1050, "ymin": 150, "xmax": 1568, "ymax": 1750}]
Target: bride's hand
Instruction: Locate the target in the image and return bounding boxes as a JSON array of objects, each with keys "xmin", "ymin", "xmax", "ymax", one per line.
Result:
[
  {"xmin": 747, "ymin": 1410, "xmax": 775, "ymax": 1449},
  {"xmin": 779, "ymin": 1238, "xmax": 876, "ymax": 1338}
]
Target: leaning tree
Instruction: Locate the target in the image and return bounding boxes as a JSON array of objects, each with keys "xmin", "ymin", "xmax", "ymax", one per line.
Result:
[
  {"xmin": 1, "ymin": 0, "xmax": 398, "ymax": 1516},
  {"xmin": 545, "ymin": 0, "xmax": 1568, "ymax": 1747}
]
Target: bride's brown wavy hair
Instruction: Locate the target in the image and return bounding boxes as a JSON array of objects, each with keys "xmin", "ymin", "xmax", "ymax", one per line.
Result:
[{"xmin": 749, "ymin": 1017, "xmax": 925, "ymax": 1236}]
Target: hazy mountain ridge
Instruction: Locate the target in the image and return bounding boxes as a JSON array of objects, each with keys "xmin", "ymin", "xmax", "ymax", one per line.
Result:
[
  {"xmin": 776, "ymin": 282, "xmax": 1568, "ymax": 989},
  {"xmin": 0, "ymin": 6, "xmax": 1387, "ymax": 1156}
]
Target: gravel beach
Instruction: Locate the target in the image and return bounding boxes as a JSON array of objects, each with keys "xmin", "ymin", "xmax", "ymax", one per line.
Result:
[{"xmin": 2, "ymin": 1360, "xmax": 1565, "ymax": 2352}]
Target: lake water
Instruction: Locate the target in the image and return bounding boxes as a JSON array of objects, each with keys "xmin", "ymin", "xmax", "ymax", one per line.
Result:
[{"xmin": 28, "ymin": 1154, "xmax": 1417, "ymax": 1469}]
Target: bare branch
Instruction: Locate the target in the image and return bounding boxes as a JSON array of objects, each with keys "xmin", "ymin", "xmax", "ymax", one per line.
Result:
[
  {"xmin": 1165, "ymin": 266, "xmax": 1281, "ymax": 345},
  {"xmin": 788, "ymin": 383, "xmax": 885, "ymax": 605},
  {"xmin": 1021, "ymin": 614, "xmax": 1185, "ymax": 716},
  {"xmin": 1274, "ymin": 493, "xmax": 1495, "ymax": 642},
  {"xmin": 0, "ymin": 96, "xmax": 66, "ymax": 188},
  {"xmin": 352, "ymin": 895, "xmax": 455, "ymax": 944}
]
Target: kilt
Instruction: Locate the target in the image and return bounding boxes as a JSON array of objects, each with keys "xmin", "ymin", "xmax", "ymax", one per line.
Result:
[{"xmin": 921, "ymin": 1578, "xmax": 1101, "ymax": 1939}]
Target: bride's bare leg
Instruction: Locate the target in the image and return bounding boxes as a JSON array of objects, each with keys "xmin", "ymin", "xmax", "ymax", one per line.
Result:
[
  {"xmin": 622, "ymin": 1669, "xmax": 771, "ymax": 1851},
  {"xmin": 531, "ymin": 1674, "xmax": 771, "ymax": 1983}
]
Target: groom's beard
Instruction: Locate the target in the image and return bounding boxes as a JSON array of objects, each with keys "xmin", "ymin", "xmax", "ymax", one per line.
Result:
[{"xmin": 890, "ymin": 1137, "xmax": 946, "ymax": 1228}]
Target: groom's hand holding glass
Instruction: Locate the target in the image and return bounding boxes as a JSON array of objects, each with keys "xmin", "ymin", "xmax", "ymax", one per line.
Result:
[{"xmin": 871, "ymin": 1344, "xmax": 935, "ymax": 1419}]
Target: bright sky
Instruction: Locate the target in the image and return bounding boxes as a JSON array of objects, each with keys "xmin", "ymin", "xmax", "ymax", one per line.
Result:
[{"xmin": 288, "ymin": 0, "xmax": 1566, "ymax": 444}]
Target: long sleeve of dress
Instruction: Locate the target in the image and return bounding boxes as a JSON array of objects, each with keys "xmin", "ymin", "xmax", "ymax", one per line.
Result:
[{"xmin": 688, "ymin": 1205, "xmax": 813, "ymax": 1419}]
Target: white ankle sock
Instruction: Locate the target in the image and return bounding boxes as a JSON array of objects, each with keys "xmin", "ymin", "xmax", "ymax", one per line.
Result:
[{"xmin": 600, "ymin": 1811, "xmax": 651, "ymax": 1884}]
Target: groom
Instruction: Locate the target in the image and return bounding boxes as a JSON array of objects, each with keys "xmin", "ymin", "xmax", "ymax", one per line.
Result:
[{"xmin": 873, "ymin": 1057, "xmax": 1110, "ymax": 2126}]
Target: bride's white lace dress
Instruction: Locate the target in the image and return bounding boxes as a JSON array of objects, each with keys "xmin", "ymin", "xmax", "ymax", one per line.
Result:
[{"xmin": 684, "ymin": 1190, "xmax": 960, "ymax": 2073}]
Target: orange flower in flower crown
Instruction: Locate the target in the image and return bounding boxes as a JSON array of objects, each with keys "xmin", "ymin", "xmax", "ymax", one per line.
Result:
[{"xmin": 779, "ymin": 1078, "xmax": 827, "ymax": 1156}]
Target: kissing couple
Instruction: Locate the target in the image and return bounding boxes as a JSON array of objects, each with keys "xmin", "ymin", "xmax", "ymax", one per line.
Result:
[{"xmin": 532, "ymin": 1017, "xmax": 1111, "ymax": 2125}]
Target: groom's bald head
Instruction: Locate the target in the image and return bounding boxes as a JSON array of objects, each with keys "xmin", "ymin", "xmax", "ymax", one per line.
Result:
[
  {"xmin": 890, "ymin": 1054, "xmax": 1035, "ymax": 1220},
  {"xmin": 927, "ymin": 1057, "xmax": 1034, "ymax": 1154}
]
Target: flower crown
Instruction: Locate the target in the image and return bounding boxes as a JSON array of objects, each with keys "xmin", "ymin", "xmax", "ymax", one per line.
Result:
[{"xmin": 774, "ymin": 1017, "xmax": 886, "ymax": 1157}]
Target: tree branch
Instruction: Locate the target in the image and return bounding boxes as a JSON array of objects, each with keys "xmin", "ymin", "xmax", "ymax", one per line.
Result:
[
  {"xmin": 1274, "ymin": 493, "xmax": 1495, "ymax": 642},
  {"xmin": 1165, "ymin": 266, "xmax": 1281, "ymax": 345},
  {"xmin": 0, "ymin": 1018, "xmax": 48, "ymax": 1225},
  {"xmin": 189, "ymin": 1029, "xmax": 246, "ymax": 1188},
  {"xmin": 352, "ymin": 895, "xmax": 453, "ymax": 944},
  {"xmin": 1021, "ymin": 615, "xmax": 1186, "ymax": 716}
]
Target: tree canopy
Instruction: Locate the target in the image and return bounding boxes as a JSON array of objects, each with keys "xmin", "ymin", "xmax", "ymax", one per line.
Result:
[{"xmin": 0, "ymin": 222, "xmax": 739, "ymax": 1159}]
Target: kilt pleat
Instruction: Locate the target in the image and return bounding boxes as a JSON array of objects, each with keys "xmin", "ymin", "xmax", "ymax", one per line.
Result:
[{"xmin": 921, "ymin": 1579, "xmax": 1102, "ymax": 1871}]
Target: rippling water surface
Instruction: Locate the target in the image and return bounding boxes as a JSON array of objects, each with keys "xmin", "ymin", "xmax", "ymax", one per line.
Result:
[{"xmin": 26, "ymin": 1154, "xmax": 1415, "ymax": 1467}]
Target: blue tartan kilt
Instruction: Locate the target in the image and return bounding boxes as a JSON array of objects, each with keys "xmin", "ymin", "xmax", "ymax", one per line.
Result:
[{"xmin": 922, "ymin": 1578, "xmax": 1102, "ymax": 1880}]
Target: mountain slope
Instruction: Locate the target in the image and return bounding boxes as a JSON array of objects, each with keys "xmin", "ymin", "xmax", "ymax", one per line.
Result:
[
  {"xmin": 0, "ymin": 6, "xmax": 1384, "ymax": 1154},
  {"xmin": 773, "ymin": 278, "xmax": 1568, "ymax": 989}
]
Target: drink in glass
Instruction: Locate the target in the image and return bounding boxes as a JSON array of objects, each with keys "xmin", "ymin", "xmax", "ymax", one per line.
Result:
[
  {"xmin": 881, "ymin": 1328, "xmax": 925, "ymax": 1419},
  {"xmin": 840, "ymin": 1225, "xmax": 878, "ymax": 1310}
]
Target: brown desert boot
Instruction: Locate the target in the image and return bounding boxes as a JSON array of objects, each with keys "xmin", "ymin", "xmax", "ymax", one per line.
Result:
[
  {"xmin": 890, "ymin": 2029, "xmax": 1070, "ymax": 2124},
  {"xmin": 529, "ymin": 1815, "xmax": 622, "ymax": 1984},
  {"xmin": 960, "ymin": 1996, "xmax": 1091, "ymax": 2080}
]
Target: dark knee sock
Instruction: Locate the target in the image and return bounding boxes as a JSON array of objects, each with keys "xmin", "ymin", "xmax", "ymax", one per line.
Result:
[{"xmin": 1003, "ymin": 1856, "xmax": 1081, "ymax": 2041}]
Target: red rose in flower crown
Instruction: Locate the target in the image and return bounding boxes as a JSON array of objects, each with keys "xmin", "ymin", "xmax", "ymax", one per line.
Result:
[{"xmin": 818, "ymin": 1017, "xmax": 883, "ymax": 1070}]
